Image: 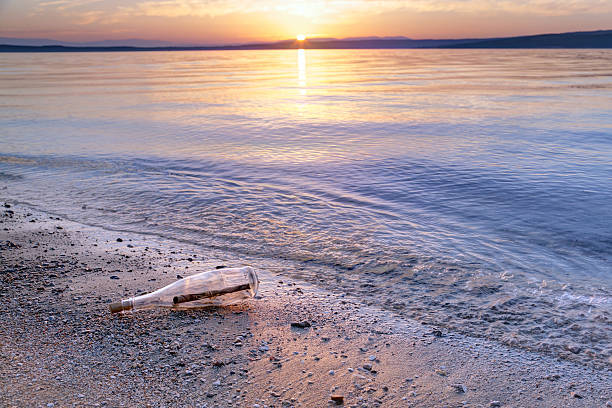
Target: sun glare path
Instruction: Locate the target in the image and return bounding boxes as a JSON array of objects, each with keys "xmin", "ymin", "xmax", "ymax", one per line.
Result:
[{"xmin": 297, "ymin": 34, "xmax": 306, "ymax": 41}]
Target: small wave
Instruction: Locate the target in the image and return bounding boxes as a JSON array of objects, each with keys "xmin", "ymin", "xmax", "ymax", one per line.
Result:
[{"xmin": 0, "ymin": 171, "xmax": 23, "ymax": 181}]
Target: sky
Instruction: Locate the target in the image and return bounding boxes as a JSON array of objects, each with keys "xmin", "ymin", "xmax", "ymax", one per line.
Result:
[{"xmin": 1, "ymin": 0, "xmax": 611, "ymax": 44}]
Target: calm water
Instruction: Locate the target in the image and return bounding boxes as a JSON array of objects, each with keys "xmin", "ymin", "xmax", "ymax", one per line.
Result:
[{"xmin": 1, "ymin": 50, "xmax": 611, "ymax": 366}]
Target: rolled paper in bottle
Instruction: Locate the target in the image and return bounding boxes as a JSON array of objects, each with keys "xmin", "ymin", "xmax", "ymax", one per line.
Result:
[{"xmin": 172, "ymin": 283, "xmax": 251, "ymax": 305}]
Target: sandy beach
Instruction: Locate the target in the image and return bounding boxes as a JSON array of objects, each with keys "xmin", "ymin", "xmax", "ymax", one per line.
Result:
[{"xmin": 0, "ymin": 201, "xmax": 610, "ymax": 407}]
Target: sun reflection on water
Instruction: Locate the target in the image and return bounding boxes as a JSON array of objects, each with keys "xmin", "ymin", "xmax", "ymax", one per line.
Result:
[{"xmin": 297, "ymin": 49, "xmax": 307, "ymax": 95}]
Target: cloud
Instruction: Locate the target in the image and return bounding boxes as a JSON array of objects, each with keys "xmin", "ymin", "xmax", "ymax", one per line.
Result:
[
  {"xmin": 7, "ymin": 0, "xmax": 612, "ymax": 42},
  {"xmin": 74, "ymin": 10, "xmax": 106, "ymax": 25},
  {"xmin": 37, "ymin": 0, "xmax": 612, "ymax": 21},
  {"xmin": 36, "ymin": 0, "xmax": 105, "ymax": 11}
]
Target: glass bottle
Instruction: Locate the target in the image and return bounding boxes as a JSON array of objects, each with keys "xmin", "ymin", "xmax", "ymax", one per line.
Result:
[{"xmin": 109, "ymin": 266, "xmax": 259, "ymax": 313}]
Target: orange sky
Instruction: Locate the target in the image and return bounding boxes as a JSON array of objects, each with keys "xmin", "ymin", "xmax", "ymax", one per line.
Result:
[{"xmin": 1, "ymin": 0, "xmax": 611, "ymax": 44}]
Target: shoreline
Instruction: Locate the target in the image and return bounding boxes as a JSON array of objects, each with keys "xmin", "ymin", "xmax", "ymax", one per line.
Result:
[{"xmin": 1, "ymin": 202, "xmax": 610, "ymax": 407}]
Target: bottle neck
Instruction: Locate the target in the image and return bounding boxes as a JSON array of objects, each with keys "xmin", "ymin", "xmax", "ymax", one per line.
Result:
[{"xmin": 121, "ymin": 298, "xmax": 134, "ymax": 311}]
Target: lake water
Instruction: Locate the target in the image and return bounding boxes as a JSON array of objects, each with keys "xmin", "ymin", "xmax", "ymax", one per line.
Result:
[{"xmin": 1, "ymin": 49, "xmax": 611, "ymax": 367}]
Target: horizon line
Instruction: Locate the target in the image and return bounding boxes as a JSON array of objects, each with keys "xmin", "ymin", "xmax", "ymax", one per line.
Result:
[
  {"xmin": 1, "ymin": 29, "xmax": 611, "ymax": 52},
  {"xmin": 2, "ymin": 28, "xmax": 612, "ymax": 49}
]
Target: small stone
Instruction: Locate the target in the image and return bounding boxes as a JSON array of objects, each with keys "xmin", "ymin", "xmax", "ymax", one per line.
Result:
[
  {"xmin": 330, "ymin": 394, "xmax": 344, "ymax": 405},
  {"xmin": 362, "ymin": 363, "xmax": 373, "ymax": 371},
  {"xmin": 328, "ymin": 370, "xmax": 335, "ymax": 375},
  {"xmin": 213, "ymin": 379, "xmax": 221, "ymax": 386},
  {"xmin": 116, "ymin": 238, "xmax": 123, "ymax": 242},
  {"xmin": 490, "ymin": 401, "xmax": 501, "ymax": 407},
  {"xmin": 110, "ymin": 275, "xmax": 119, "ymax": 280},
  {"xmin": 452, "ymin": 384, "xmax": 467, "ymax": 394},
  {"xmin": 291, "ymin": 321, "xmax": 311, "ymax": 329},
  {"xmin": 368, "ymin": 355, "xmax": 376, "ymax": 361},
  {"xmin": 570, "ymin": 392, "xmax": 583, "ymax": 399},
  {"xmin": 565, "ymin": 344, "xmax": 582, "ymax": 354},
  {"xmin": 47, "ymin": 404, "xmax": 54, "ymax": 408},
  {"xmin": 435, "ymin": 369, "xmax": 448, "ymax": 376}
]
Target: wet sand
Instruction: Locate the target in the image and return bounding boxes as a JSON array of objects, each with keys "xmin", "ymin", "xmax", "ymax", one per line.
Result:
[{"xmin": 0, "ymin": 202, "xmax": 610, "ymax": 407}]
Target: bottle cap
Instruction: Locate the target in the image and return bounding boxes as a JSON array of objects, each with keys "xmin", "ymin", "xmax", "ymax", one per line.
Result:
[
  {"xmin": 109, "ymin": 300, "xmax": 133, "ymax": 314},
  {"xmin": 109, "ymin": 302, "xmax": 124, "ymax": 313}
]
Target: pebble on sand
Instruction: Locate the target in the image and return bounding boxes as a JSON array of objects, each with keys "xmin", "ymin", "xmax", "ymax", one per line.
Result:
[{"xmin": 452, "ymin": 384, "xmax": 467, "ymax": 394}]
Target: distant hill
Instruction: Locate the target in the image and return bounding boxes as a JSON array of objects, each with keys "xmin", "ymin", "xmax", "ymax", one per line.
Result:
[
  {"xmin": 446, "ymin": 30, "xmax": 612, "ymax": 48},
  {"xmin": 0, "ymin": 37, "xmax": 190, "ymax": 47},
  {"xmin": 1, "ymin": 30, "xmax": 611, "ymax": 52}
]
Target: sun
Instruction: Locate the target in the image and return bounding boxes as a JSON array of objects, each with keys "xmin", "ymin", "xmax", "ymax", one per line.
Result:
[{"xmin": 296, "ymin": 34, "xmax": 306, "ymax": 41}]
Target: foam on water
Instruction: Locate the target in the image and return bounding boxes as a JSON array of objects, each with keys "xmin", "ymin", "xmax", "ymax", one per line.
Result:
[{"xmin": 1, "ymin": 49, "xmax": 611, "ymax": 367}]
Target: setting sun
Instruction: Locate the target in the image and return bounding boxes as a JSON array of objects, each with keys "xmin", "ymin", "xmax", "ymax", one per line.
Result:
[{"xmin": 297, "ymin": 34, "xmax": 306, "ymax": 41}]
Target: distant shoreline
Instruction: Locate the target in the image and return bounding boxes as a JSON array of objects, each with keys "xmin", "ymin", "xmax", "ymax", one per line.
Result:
[{"xmin": 2, "ymin": 29, "xmax": 611, "ymax": 52}]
